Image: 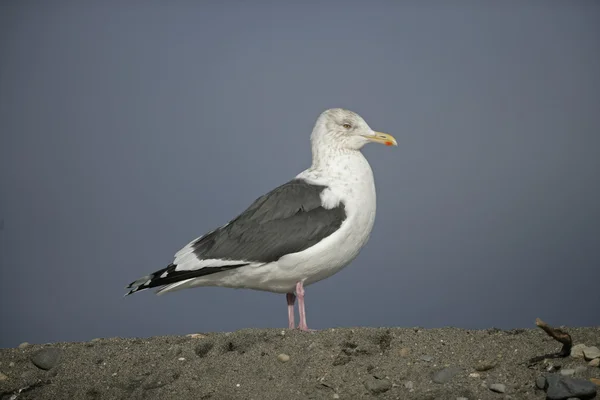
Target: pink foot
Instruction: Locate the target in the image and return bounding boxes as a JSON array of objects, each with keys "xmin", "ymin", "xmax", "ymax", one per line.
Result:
[
  {"xmin": 286, "ymin": 292, "xmax": 296, "ymax": 329},
  {"xmin": 295, "ymin": 281, "xmax": 316, "ymax": 332}
]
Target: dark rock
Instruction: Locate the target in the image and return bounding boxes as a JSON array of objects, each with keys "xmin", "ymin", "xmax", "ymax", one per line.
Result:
[
  {"xmin": 432, "ymin": 366, "xmax": 461, "ymax": 384},
  {"xmin": 364, "ymin": 376, "xmax": 392, "ymax": 394},
  {"xmin": 31, "ymin": 348, "xmax": 64, "ymax": 370},
  {"xmin": 489, "ymin": 383, "xmax": 506, "ymax": 393},
  {"xmin": 536, "ymin": 376, "xmax": 548, "ymax": 390},
  {"xmin": 545, "ymin": 373, "xmax": 597, "ymax": 400}
]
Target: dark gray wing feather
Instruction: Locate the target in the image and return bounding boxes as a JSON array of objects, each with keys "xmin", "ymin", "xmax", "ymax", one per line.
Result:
[{"xmin": 192, "ymin": 179, "xmax": 346, "ymax": 263}]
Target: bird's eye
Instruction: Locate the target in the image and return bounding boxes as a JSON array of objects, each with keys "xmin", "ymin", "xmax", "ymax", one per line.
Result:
[{"xmin": 342, "ymin": 123, "xmax": 352, "ymax": 129}]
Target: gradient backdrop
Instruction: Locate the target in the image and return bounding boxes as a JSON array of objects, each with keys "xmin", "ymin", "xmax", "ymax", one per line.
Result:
[{"xmin": 1, "ymin": 1, "xmax": 599, "ymax": 348}]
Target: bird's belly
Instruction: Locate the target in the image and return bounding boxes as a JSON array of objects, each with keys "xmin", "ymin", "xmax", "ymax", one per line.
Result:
[{"xmin": 265, "ymin": 207, "xmax": 375, "ymax": 291}]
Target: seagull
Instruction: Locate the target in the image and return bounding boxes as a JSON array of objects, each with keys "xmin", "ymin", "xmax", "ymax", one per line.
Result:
[{"xmin": 125, "ymin": 108, "xmax": 397, "ymax": 331}]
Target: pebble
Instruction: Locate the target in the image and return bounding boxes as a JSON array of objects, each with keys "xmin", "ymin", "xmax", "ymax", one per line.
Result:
[
  {"xmin": 399, "ymin": 348, "xmax": 410, "ymax": 357},
  {"xmin": 545, "ymin": 374, "xmax": 597, "ymax": 400},
  {"xmin": 186, "ymin": 333, "xmax": 207, "ymax": 339},
  {"xmin": 277, "ymin": 353, "xmax": 290, "ymax": 362},
  {"xmin": 332, "ymin": 394, "xmax": 340, "ymax": 399},
  {"xmin": 559, "ymin": 369, "xmax": 575, "ymax": 376},
  {"xmin": 18, "ymin": 342, "xmax": 30, "ymax": 349},
  {"xmin": 570, "ymin": 344, "xmax": 586, "ymax": 358},
  {"xmin": 475, "ymin": 361, "xmax": 496, "ymax": 371},
  {"xmin": 31, "ymin": 348, "xmax": 64, "ymax": 370},
  {"xmin": 9, "ymin": 362, "xmax": 14, "ymax": 367},
  {"xmin": 536, "ymin": 376, "xmax": 547, "ymax": 390},
  {"xmin": 420, "ymin": 355, "xmax": 433, "ymax": 362},
  {"xmin": 364, "ymin": 376, "xmax": 392, "ymax": 394},
  {"xmin": 583, "ymin": 346, "xmax": 600, "ymax": 361},
  {"xmin": 0, "ymin": 372, "xmax": 7, "ymax": 381},
  {"xmin": 489, "ymin": 383, "xmax": 506, "ymax": 393},
  {"xmin": 589, "ymin": 358, "xmax": 600, "ymax": 367},
  {"xmin": 432, "ymin": 366, "xmax": 461, "ymax": 384},
  {"xmin": 403, "ymin": 381, "xmax": 414, "ymax": 390},
  {"xmin": 469, "ymin": 372, "xmax": 480, "ymax": 378}
]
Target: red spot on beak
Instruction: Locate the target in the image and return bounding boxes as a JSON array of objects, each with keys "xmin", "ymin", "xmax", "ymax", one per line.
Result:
[{"xmin": 385, "ymin": 141, "xmax": 393, "ymax": 146}]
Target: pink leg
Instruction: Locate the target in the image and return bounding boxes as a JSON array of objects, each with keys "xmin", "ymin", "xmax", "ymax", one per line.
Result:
[
  {"xmin": 296, "ymin": 281, "xmax": 313, "ymax": 332},
  {"xmin": 286, "ymin": 292, "xmax": 296, "ymax": 329}
]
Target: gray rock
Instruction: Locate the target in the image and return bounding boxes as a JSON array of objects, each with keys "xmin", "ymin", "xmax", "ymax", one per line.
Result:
[
  {"xmin": 18, "ymin": 342, "xmax": 30, "ymax": 349},
  {"xmin": 545, "ymin": 373, "xmax": 597, "ymax": 400},
  {"xmin": 570, "ymin": 343, "xmax": 586, "ymax": 358},
  {"xmin": 559, "ymin": 369, "xmax": 575, "ymax": 376},
  {"xmin": 364, "ymin": 376, "xmax": 392, "ymax": 394},
  {"xmin": 489, "ymin": 383, "xmax": 506, "ymax": 393},
  {"xmin": 536, "ymin": 376, "xmax": 548, "ymax": 390},
  {"xmin": 589, "ymin": 358, "xmax": 600, "ymax": 367},
  {"xmin": 0, "ymin": 372, "xmax": 8, "ymax": 381},
  {"xmin": 277, "ymin": 353, "xmax": 290, "ymax": 362},
  {"xmin": 420, "ymin": 355, "xmax": 433, "ymax": 362},
  {"xmin": 31, "ymin": 348, "xmax": 64, "ymax": 370},
  {"xmin": 403, "ymin": 380, "xmax": 414, "ymax": 390},
  {"xmin": 583, "ymin": 346, "xmax": 600, "ymax": 360},
  {"xmin": 432, "ymin": 366, "xmax": 461, "ymax": 384}
]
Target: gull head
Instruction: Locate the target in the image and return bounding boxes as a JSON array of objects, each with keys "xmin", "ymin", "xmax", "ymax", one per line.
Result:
[{"xmin": 311, "ymin": 108, "xmax": 397, "ymax": 151}]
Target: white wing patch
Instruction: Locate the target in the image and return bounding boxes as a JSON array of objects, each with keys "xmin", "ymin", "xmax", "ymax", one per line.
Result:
[
  {"xmin": 173, "ymin": 230, "xmax": 252, "ymax": 272},
  {"xmin": 320, "ymin": 187, "xmax": 341, "ymax": 209}
]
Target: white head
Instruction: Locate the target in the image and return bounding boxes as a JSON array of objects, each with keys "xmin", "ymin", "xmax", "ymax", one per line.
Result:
[{"xmin": 311, "ymin": 108, "xmax": 397, "ymax": 151}]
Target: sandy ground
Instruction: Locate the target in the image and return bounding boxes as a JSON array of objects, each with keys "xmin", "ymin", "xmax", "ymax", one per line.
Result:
[{"xmin": 1, "ymin": 327, "xmax": 599, "ymax": 400}]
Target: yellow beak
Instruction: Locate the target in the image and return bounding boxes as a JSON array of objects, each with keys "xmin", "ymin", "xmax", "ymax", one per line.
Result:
[{"xmin": 364, "ymin": 131, "xmax": 397, "ymax": 147}]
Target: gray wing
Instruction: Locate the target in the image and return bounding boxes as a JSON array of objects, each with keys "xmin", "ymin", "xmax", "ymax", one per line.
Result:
[{"xmin": 191, "ymin": 178, "xmax": 346, "ymax": 263}]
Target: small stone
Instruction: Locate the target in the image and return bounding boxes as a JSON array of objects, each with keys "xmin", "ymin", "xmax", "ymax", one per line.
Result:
[
  {"xmin": 420, "ymin": 355, "xmax": 433, "ymax": 362},
  {"xmin": 186, "ymin": 333, "xmax": 207, "ymax": 339},
  {"xmin": 403, "ymin": 381, "xmax": 414, "ymax": 390},
  {"xmin": 177, "ymin": 357, "xmax": 185, "ymax": 361},
  {"xmin": 432, "ymin": 366, "xmax": 461, "ymax": 384},
  {"xmin": 31, "ymin": 348, "xmax": 64, "ymax": 370},
  {"xmin": 0, "ymin": 372, "xmax": 8, "ymax": 381},
  {"xmin": 9, "ymin": 362, "xmax": 15, "ymax": 367},
  {"xmin": 560, "ymin": 369, "xmax": 575, "ymax": 376},
  {"xmin": 277, "ymin": 353, "xmax": 290, "ymax": 362},
  {"xmin": 18, "ymin": 342, "xmax": 30, "ymax": 349},
  {"xmin": 583, "ymin": 346, "xmax": 600, "ymax": 361},
  {"xmin": 90, "ymin": 338, "xmax": 102, "ymax": 343},
  {"xmin": 364, "ymin": 376, "xmax": 392, "ymax": 394},
  {"xmin": 399, "ymin": 348, "xmax": 410, "ymax": 357},
  {"xmin": 589, "ymin": 358, "xmax": 600, "ymax": 367},
  {"xmin": 475, "ymin": 361, "xmax": 496, "ymax": 371},
  {"xmin": 469, "ymin": 372, "xmax": 480, "ymax": 378},
  {"xmin": 332, "ymin": 394, "xmax": 340, "ymax": 399},
  {"xmin": 536, "ymin": 376, "xmax": 547, "ymax": 390},
  {"xmin": 489, "ymin": 383, "xmax": 506, "ymax": 393},
  {"xmin": 571, "ymin": 344, "xmax": 586, "ymax": 358}
]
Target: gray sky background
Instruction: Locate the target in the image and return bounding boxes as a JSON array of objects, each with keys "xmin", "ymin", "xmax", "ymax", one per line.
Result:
[{"xmin": 1, "ymin": 1, "xmax": 599, "ymax": 348}]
